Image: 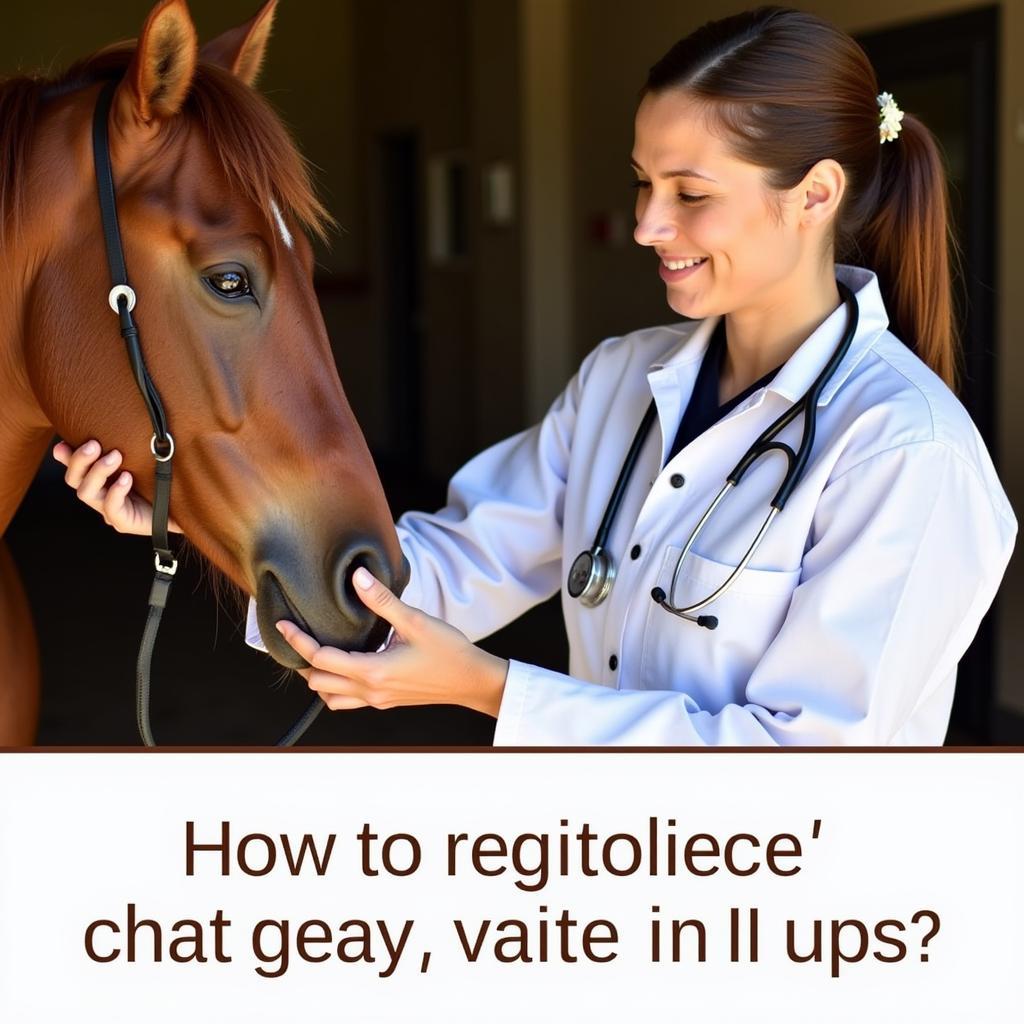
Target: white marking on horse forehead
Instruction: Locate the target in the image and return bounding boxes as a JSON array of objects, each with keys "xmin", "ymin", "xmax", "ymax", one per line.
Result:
[{"xmin": 270, "ymin": 200, "xmax": 294, "ymax": 250}]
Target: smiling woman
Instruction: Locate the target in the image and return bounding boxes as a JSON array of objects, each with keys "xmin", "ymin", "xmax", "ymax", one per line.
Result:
[{"xmin": 64, "ymin": 4, "xmax": 1015, "ymax": 747}]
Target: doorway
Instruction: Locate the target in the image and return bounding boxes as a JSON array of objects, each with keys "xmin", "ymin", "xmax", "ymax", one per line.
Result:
[
  {"xmin": 856, "ymin": 5, "xmax": 1000, "ymax": 742},
  {"xmin": 379, "ymin": 132, "xmax": 424, "ymax": 473}
]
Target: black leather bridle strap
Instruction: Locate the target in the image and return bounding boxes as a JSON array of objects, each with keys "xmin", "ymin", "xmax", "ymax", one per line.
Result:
[
  {"xmin": 92, "ymin": 82, "xmax": 172, "ymax": 450},
  {"xmin": 91, "ymin": 79, "xmax": 322, "ymax": 747},
  {"xmin": 92, "ymin": 83, "xmax": 129, "ymax": 290}
]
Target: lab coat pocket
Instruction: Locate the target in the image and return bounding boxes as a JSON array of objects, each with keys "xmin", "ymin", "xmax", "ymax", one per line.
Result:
[
  {"xmin": 639, "ymin": 546, "xmax": 801, "ymax": 705},
  {"xmin": 666, "ymin": 548, "xmax": 802, "ymax": 599}
]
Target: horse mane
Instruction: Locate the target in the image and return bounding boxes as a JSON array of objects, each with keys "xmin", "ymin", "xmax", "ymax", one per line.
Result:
[{"xmin": 0, "ymin": 45, "xmax": 333, "ymax": 246}]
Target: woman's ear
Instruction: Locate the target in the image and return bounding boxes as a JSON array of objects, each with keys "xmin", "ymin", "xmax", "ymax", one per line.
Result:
[
  {"xmin": 799, "ymin": 158, "xmax": 846, "ymax": 228},
  {"xmin": 200, "ymin": 0, "xmax": 277, "ymax": 88}
]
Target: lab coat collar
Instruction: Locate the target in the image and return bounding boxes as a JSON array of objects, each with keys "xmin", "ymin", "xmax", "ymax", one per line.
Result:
[
  {"xmin": 647, "ymin": 263, "xmax": 890, "ymax": 408},
  {"xmin": 771, "ymin": 264, "xmax": 889, "ymax": 406}
]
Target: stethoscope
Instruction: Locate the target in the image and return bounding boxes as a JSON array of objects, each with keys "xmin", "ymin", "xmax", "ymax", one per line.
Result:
[{"xmin": 566, "ymin": 278, "xmax": 859, "ymax": 630}]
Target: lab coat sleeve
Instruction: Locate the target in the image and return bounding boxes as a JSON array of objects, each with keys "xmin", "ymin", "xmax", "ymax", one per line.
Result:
[
  {"xmin": 492, "ymin": 440, "xmax": 1017, "ymax": 745},
  {"xmin": 389, "ymin": 345, "xmax": 602, "ymax": 642}
]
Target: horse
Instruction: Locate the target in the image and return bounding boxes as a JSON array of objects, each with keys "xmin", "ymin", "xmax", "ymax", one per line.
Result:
[{"xmin": 0, "ymin": 0, "xmax": 407, "ymax": 745}]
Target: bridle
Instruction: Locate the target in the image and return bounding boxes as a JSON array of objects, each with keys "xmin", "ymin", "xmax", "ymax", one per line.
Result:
[{"xmin": 91, "ymin": 79, "xmax": 323, "ymax": 746}]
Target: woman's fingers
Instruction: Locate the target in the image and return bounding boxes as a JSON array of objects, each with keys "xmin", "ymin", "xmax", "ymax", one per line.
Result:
[
  {"xmin": 77, "ymin": 448, "xmax": 123, "ymax": 506},
  {"xmin": 323, "ymin": 693, "xmax": 370, "ymax": 711},
  {"xmin": 349, "ymin": 567, "xmax": 423, "ymax": 637},
  {"xmin": 56, "ymin": 439, "xmax": 107, "ymax": 490},
  {"xmin": 306, "ymin": 667, "xmax": 372, "ymax": 702},
  {"xmin": 279, "ymin": 622, "xmax": 383, "ymax": 709},
  {"xmin": 276, "ymin": 621, "xmax": 321, "ymax": 663},
  {"xmin": 52, "ymin": 439, "xmax": 183, "ymax": 536},
  {"xmin": 51, "ymin": 440, "xmax": 73, "ymax": 466},
  {"xmin": 54, "ymin": 439, "xmax": 121, "ymax": 503},
  {"xmin": 278, "ymin": 621, "xmax": 370, "ymax": 678},
  {"xmin": 275, "ymin": 590, "xmax": 504, "ymax": 717},
  {"xmin": 298, "ymin": 670, "xmax": 368, "ymax": 711},
  {"xmin": 101, "ymin": 469, "xmax": 137, "ymax": 529},
  {"xmin": 276, "ymin": 570, "xmax": 505, "ymax": 718}
]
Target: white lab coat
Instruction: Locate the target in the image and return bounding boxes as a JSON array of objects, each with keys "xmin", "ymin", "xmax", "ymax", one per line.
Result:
[{"xmin": 247, "ymin": 264, "xmax": 1016, "ymax": 746}]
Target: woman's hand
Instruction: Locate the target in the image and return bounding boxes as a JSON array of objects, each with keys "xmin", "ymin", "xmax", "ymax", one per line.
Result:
[
  {"xmin": 277, "ymin": 567, "xmax": 509, "ymax": 718},
  {"xmin": 52, "ymin": 439, "xmax": 183, "ymax": 536}
]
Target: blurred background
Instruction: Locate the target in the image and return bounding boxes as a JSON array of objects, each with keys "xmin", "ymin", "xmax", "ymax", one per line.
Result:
[{"xmin": 3, "ymin": 0, "xmax": 1021, "ymax": 744}]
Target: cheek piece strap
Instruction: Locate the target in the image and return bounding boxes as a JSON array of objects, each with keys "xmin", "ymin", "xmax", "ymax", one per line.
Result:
[{"xmin": 91, "ymin": 79, "xmax": 323, "ymax": 746}]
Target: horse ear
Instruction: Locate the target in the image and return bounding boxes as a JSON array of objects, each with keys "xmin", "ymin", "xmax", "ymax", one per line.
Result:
[
  {"xmin": 200, "ymin": 0, "xmax": 277, "ymax": 87},
  {"xmin": 120, "ymin": 0, "xmax": 198, "ymax": 124}
]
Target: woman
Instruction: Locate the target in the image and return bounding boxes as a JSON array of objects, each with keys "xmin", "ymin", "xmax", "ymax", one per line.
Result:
[{"xmin": 57, "ymin": 6, "xmax": 1016, "ymax": 745}]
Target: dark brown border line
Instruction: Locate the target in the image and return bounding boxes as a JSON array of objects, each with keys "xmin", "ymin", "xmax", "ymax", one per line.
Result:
[{"xmin": 1, "ymin": 746, "xmax": 1022, "ymax": 753}]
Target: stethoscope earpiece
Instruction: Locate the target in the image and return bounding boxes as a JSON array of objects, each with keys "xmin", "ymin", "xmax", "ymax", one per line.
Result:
[{"xmin": 650, "ymin": 587, "xmax": 718, "ymax": 630}]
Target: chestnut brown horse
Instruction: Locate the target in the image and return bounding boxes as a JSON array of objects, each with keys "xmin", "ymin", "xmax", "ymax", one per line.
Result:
[{"xmin": 0, "ymin": 0, "xmax": 406, "ymax": 744}]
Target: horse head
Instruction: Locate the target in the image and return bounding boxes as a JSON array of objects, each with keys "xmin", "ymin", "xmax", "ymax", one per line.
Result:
[{"xmin": 18, "ymin": 0, "xmax": 407, "ymax": 668}]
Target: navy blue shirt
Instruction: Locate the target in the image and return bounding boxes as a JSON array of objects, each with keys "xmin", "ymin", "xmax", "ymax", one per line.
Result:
[{"xmin": 666, "ymin": 317, "xmax": 782, "ymax": 466}]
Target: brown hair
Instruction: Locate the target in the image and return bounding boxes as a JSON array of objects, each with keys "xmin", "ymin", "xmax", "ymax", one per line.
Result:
[
  {"xmin": 0, "ymin": 45, "xmax": 333, "ymax": 248},
  {"xmin": 644, "ymin": 5, "xmax": 962, "ymax": 390}
]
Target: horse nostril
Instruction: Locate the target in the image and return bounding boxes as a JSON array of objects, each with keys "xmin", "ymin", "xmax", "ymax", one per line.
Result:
[{"xmin": 331, "ymin": 541, "xmax": 388, "ymax": 622}]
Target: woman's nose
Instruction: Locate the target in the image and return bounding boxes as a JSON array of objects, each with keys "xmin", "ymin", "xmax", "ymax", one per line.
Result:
[{"xmin": 633, "ymin": 206, "xmax": 677, "ymax": 247}]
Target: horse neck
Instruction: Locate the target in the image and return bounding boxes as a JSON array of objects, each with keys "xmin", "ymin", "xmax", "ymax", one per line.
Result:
[
  {"xmin": 0, "ymin": 329, "xmax": 53, "ymax": 535},
  {"xmin": 0, "ymin": 261, "xmax": 54, "ymax": 533},
  {"xmin": 0, "ymin": 92, "xmax": 92, "ymax": 534}
]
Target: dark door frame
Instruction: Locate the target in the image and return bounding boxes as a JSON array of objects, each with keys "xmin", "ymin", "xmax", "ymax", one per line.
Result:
[
  {"xmin": 379, "ymin": 131, "xmax": 424, "ymax": 471},
  {"xmin": 856, "ymin": 5, "xmax": 1001, "ymax": 741}
]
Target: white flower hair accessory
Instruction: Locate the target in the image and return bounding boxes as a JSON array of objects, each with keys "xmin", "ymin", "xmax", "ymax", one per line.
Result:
[{"xmin": 877, "ymin": 91, "xmax": 904, "ymax": 144}]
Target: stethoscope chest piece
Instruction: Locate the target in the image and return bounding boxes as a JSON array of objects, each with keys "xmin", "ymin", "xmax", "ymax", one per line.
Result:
[{"xmin": 567, "ymin": 547, "xmax": 615, "ymax": 607}]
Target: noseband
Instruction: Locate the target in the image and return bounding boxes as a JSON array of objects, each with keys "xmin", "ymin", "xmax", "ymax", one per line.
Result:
[{"xmin": 91, "ymin": 79, "xmax": 323, "ymax": 746}]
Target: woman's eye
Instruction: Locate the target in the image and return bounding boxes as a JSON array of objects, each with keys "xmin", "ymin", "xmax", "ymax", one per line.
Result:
[
  {"xmin": 630, "ymin": 181, "xmax": 705, "ymax": 204},
  {"xmin": 203, "ymin": 268, "xmax": 252, "ymax": 299}
]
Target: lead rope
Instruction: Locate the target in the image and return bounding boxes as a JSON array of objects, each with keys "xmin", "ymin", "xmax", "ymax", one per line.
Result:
[{"xmin": 91, "ymin": 79, "xmax": 323, "ymax": 746}]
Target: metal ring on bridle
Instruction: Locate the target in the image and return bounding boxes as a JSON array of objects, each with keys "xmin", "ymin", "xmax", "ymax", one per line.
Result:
[
  {"xmin": 108, "ymin": 284, "xmax": 137, "ymax": 313},
  {"xmin": 150, "ymin": 432, "xmax": 175, "ymax": 462}
]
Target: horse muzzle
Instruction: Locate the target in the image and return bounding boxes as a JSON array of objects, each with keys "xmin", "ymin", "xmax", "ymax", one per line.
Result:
[{"xmin": 253, "ymin": 533, "xmax": 410, "ymax": 668}]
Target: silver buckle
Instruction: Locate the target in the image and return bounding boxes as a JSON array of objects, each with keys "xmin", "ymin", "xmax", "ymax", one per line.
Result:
[{"xmin": 154, "ymin": 553, "xmax": 178, "ymax": 577}]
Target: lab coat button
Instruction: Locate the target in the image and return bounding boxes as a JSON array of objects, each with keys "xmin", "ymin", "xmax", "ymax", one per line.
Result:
[
  {"xmin": 670, "ymin": 473, "xmax": 685, "ymax": 488},
  {"xmin": 609, "ymin": 654, "xmax": 618, "ymax": 670},
  {"xmin": 630, "ymin": 544, "xmax": 642, "ymax": 560}
]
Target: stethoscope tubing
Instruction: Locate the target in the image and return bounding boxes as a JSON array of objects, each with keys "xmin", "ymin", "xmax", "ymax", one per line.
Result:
[
  {"xmin": 594, "ymin": 400, "xmax": 658, "ymax": 551},
  {"xmin": 570, "ymin": 278, "xmax": 860, "ymax": 626}
]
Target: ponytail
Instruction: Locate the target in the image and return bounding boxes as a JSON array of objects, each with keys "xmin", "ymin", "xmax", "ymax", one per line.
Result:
[{"xmin": 856, "ymin": 113, "xmax": 963, "ymax": 390}]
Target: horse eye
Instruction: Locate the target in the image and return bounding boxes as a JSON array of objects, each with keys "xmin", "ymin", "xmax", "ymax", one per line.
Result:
[{"xmin": 203, "ymin": 268, "xmax": 252, "ymax": 299}]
